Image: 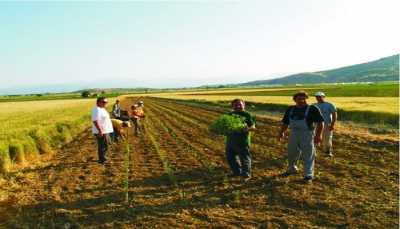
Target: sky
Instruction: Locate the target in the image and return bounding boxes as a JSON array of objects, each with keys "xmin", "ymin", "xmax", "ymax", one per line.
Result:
[{"xmin": 0, "ymin": 0, "xmax": 399, "ymax": 92}]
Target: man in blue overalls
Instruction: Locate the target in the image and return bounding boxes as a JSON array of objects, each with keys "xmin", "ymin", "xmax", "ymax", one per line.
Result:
[{"xmin": 278, "ymin": 91, "xmax": 324, "ymax": 183}]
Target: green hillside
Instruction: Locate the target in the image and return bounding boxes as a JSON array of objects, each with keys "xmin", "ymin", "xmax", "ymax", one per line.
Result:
[{"xmin": 241, "ymin": 54, "xmax": 399, "ymax": 86}]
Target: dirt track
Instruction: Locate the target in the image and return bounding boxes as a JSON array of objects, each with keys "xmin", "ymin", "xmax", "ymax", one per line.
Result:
[{"xmin": 0, "ymin": 97, "xmax": 398, "ymax": 228}]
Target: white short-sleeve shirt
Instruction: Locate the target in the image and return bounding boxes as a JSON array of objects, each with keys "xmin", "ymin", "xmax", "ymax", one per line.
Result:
[{"xmin": 91, "ymin": 106, "xmax": 114, "ymax": 134}]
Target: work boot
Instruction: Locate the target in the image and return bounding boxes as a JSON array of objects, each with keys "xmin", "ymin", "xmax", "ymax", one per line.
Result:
[
  {"xmin": 303, "ymin": 176, "xmax": 313, "ymax": 184},
  {"xmin": 325, "ymin": 150, "xmax": 333, "ymax": 157},
  {"xmin": 280, "ymin": 170, "xmax": 298, "ymax": 177},
  {"xmin": 227, "ymin": 173, "xmax": 240, "ymax": 178},
  {"xmin": 241, "ymin": 174, "xmax": 251, "ymax": 182}
]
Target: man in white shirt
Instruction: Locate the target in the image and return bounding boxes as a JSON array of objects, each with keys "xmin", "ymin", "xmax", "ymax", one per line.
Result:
[
  {"xmin": 313, "ymin": 92, "xmax": 337, "ymax": 157},
  {"xmin": 92, "ymin": 97, "xmax": 114, "ymax": 164}
]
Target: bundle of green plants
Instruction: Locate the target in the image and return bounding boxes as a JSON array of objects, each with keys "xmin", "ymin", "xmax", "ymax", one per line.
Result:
[{"xmin": 209, "ymin": 114, "xmax": 246, "ymax": 135}]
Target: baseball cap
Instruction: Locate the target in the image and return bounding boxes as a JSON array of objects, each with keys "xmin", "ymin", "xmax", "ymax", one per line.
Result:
[{"xmin": 314, "ymin": 91, "xmax": 326, "ymax": 97}]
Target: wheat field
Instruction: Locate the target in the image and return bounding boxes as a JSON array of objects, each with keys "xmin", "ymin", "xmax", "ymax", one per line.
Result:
[
  {"xmin": 153, "ymin": 94, "xmax": 399, "ymax": 114},
  {"xmin": 0, "ymin": 98, "xmax": 115, "ymax": 171}
]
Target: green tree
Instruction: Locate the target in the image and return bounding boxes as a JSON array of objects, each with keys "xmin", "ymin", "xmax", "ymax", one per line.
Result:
[{"xmin": 81, "ymin": 91, "xmax": 91, "ymax": 98}]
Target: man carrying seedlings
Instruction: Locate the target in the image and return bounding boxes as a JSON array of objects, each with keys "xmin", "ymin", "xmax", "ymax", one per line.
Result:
[
  {"xmin": 278, "ymin": 91, "xmax": 324, "ymax": 183},
  {"xmin": 226, "ymin": 98, "xmax": 256, "ymax": 182},
  {"xmin": 92, "ymin": 97, "xmax": 114, "ymax": 164},
  {"xmin": 130, "ymin": 101, "xmax": 145, "ymax": 136},
  {"xmin": 313, "ymin": 92, "xmax": 337, "ymax": 157}
]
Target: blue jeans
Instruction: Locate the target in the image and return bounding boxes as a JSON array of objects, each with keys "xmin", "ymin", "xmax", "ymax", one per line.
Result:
[{"xmin": 226, "ymin": 143, "xmax": 252, "ymax": 177}]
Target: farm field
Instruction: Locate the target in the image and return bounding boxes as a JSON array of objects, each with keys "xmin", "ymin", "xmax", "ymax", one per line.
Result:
[
  {"xmin": 154, "ymin": 94, "xmax": 398, "ymax": 115},
  {"xmin": 0, "ymin": 97, "xmax": 398, "ymax": 228},
  {"xmin": 183, "ymin": 83, "xmax": 399, "ymax": 97},
  {"xmin": 0, "ymin": 91, "xmax": 123, "ymax": 102},
  {"xmin": 148, "ymin": 83, "xmax": 399, "ymax": 115}
]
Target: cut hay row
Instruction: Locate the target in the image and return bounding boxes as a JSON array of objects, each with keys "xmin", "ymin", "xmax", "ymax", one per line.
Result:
[{"xmin": 0, "ymin": 98, "xmax": 116, "ymax": 174}]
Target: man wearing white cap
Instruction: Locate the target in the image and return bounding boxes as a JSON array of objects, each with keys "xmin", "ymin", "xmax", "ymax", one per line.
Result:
[
  {"xmin": 92, "ymin": 97, "xmax": 114, "ymax": 164},
  {"xmin": 313, "ymin": 92, "xmax": 337, "ymax": 157}
]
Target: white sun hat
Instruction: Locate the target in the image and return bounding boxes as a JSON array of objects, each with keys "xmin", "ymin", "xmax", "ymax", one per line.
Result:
[{"xmin": 314, "ymin": 91, "xmax": 326, "ymax": 97}]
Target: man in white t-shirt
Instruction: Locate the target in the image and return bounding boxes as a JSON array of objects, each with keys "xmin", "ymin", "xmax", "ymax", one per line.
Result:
[
  {"xmin": 92, "ymin": 97, "xmax": 114, "ymax": 164},
  {"xmin": 313, "ymin": 92, "xmax": 337, "ymax": 157}
]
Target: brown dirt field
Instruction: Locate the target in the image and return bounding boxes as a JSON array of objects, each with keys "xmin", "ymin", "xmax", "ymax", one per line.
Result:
[{"xmin": 0, "ymin": 97, "xmax": 398, "ymax": 228}]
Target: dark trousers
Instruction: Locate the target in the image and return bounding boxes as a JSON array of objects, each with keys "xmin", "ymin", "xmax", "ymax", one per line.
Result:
[
  {"xmin": 96, "ymin": 134, "xmax": 109, "ymax": 162},
  {"xmin": 111, "ymin": 131, "xmax": 120, "ymax": 142},
  {"xmin": 226, "ymin": 143, "xmax": 252, "ymax": 177},
  {"xmin": 132, "ymin": 118, "xmax": 143, "ymax": 135}
]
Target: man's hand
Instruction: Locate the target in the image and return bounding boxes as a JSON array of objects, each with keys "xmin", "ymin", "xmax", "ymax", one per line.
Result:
[
  {"xmin": 243, "ymin": 125, "xmax": 255, "ymax": 133},
  {"xmin": 94, "ymin": 121, "xmax": 104, "ymax": 138},
  {"xmin": 97, "ymin": 131, "xmax": 104, "ymax": 138},
  {"xmin": 314, "ymin": 135, "xmax": 322, "ymax": 145},
  {"xmin": 329, "ymin": 124, "xmax": 335, "ymax": 131},
  {"xmin": 278, "ymin": 124, "xmax": 288, "ymax": 142},
  {"xmin": 278, "ymin": 132, "xmax": 285, "ymax": 142}
]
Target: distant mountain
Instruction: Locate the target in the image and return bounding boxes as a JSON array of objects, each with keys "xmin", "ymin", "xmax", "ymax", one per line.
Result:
[
  {"xmin": 0, "ymin": 79, "xmax": 147, "ymax": 95},
  {"xmin": 0, "ymin": 84, "xmax": 86, "ymax": 95},
  {"xmin": 240, "ymin": 54, "xmax": 399, "ymax": 86}
]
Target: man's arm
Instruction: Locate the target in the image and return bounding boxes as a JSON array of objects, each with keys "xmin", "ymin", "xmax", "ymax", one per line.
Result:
[
  {"xmin": 278, "ymin": 108, "xmax": 290, "ymax": 141},
  {"xmin": 93, "ymin": 121, "xmax": 103, "ymax": 137},
  {"xmin": 330, "ymin": 112, "xmax": 337, "ymax": 130},
  {"xmin": 278, "ymin": 124, "xmax": 288, "ymax": 141},
  {"xmin": 314, "ymin": 122, "xmax": 324, "ymax": 145},
  {"xmin": 243, "ymin": 114, "xmax": 256, "ymax": 132},
  {"xmin": 243, "ymin": 124, "xmax": 256, "ymax": 133}
]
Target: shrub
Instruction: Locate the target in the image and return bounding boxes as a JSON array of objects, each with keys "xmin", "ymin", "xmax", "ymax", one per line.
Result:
[{"xmin": 210, "ymin": 114, "xmax": 246, "ymax": 135}]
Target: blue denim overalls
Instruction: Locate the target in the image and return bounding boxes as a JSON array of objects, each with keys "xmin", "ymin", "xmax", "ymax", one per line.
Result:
[{"xmin": 287, "ymin": 105, "xmax": 315, "ymax": 178}]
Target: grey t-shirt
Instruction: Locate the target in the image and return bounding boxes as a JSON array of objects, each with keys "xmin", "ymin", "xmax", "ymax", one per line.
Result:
[{"xmin": 313, "ymin": 102, "xmax": 337, "ymax": 123}]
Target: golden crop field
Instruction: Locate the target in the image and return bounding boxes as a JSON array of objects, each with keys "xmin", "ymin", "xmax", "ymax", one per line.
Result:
[
  {"xmin": 152, "ymin": 93, "xmax": 399, "ymax": 114},
  {"xmin": 169, "ymin": 87, "xmax": 320, "ymax": 95},
  {"xmin": 0, "ymin": 98, "xmax": 115, "ymax": 172}
]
